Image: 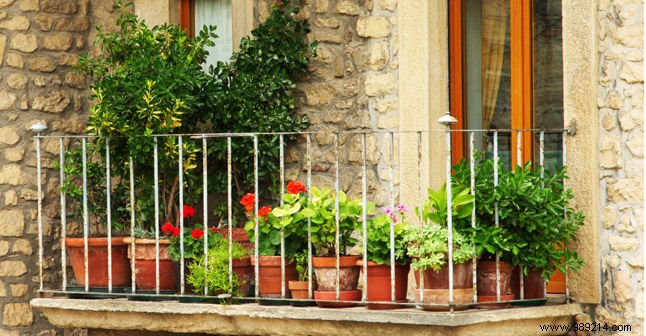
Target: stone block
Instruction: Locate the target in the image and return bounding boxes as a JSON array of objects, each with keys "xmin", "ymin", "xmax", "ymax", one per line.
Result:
[
  {"xmin": 0, "ymin": 91, "xmax": 17, "ymax": 110},
  {"xmin": 20, "ymin": 0, "xmax": 39, "ymax": 11},
  {"xmin": 54, "ymin": 16, "xmax": 90, "ymax": 31},
  {"xmin": 365, "ymin": 72, "xmax": 394, "ymax": 96},
  {"xmin": 9, "ymin": 33, "xmax": 37, "ymax": 53},
  {"xmin": 607, "ymin": 178, "xmax": 644, "ymax": 203},
  {"xmin": 608, "ymin": 235, "xmax": 639, "ymax": 251},
  {"xmin": 4, "ymin": 147, "xmax": 24, "ymax": 163},
  {"xmin": 7, "ymin": 73, "xmax": 28, "ymax": 89},
  {"xmin": 0, "ymin": 241, "xmax": 8, "ymax": 256},
  {"xmin": 336, "ymin": 0, "xmax": 361, "ymax": 15},
  {"xmin": 0, "ymin": 210, "xmax": 24, "ymax": 236},
  {"xmin": 34, "ymin": 14, "xmax": 54, "ymax": 31},
  {"xmin": 357, "ymin": 16, "xmax": 390, "ymax": 38},
  {"xmin": 20, "ymin": 188, "xmax": 39, "ymax": 201},
  {"xmin": 372, "ymin": 97, "xmax": 396, "ymax": 113},
  {"xmin": 377, "ymin": 0, "xmax": 397, "ymax": 11},
  {"xmin": 6, "ymin": 52, "xmax": 23, "ymax": 68},
  {"xmin": 615, "ymin": 24, "xmax": 643, "ymax": 48},
  {"xmin": 2, "ymin": 303, "xmax": 33, "ymax": 327},
  {"xmin": 347, "ymin": 134, "xmax": 378, "ymax": 164},
  {"xmin": 42, "ymin": 0, "xmax": 78, "ymax": 14},
  {"xmin": 29, "ymin": 55, "xmax": 57, "ymax": 72},
  {"xmin": 4, "ymin": 189, "xmax": 17, "ymax": 205},
  {"xmin": 0, "ymin": 15, "xmax": 30, "ymax": 30},
  {"xmin": 303, "ymin": 84, "xmax": 337, "ymax": 106},
  {"xmin": 32, "ymin": 90, "xmax": 71, "ymax": 113},
  {"xmin": 0, "ymin": 126, "xmax": 20, "ymax": 145},
  {"xmin": 12, "ymin": 239, "xmax": 32, "ymax": 255},
  {"xmin": 0, "ymin": 261, "xmax": 27, "ymax": 276},
  {"xmin": 599, "ymin": 137, "xmax": 622, "ymax": 169},
  {"xmin": 626, "ymin": 129, "xmax": 644, "ymax": 158},
  {"xmin": 620, "ymin": 61, "xmax": 644, "ymax": 84},
  {"xmin": 315, "ymin": 0, "xmax": 329, "ymax": 13},
  {"xmin": 0, "ymin": 0, "xmax": 14, "ymax": 8},
  {"xmin": 614, "ymin": 268, "xmax": 632, "ymax": 304},
  {"xmin": 315, "ymin": 30, "xmax": 343, "ymax": 44},
  {"xmin": 43, "ymin": 33, "xmax": 73, "ymax": 51},
  {"xmin": 0, "ymin": 34, "xmax": 5, "ymax": 65},
  {"xmin": 10, "ymin": 284, "xmax": 28, "ymax": 297},
  {"xmin": 314, "ymin": 18, "xmax": 341, "ymax": 29},
  {"xmin": 367, "ymin": 40, "xmax": 389, "ymax": 70},
  {"xmin": 628, "ymin": 255, "xmax": 644, "ymax": 269}
]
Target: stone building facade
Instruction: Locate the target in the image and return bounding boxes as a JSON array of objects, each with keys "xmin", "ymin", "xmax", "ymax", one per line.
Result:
[{"xmin": 0, "ymin": 0, "xmax": 642, "ymax": 335}]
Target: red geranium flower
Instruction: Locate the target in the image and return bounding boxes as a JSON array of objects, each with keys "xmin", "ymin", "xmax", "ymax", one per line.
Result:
[
  {"xmin": 286, "ymin": 181, "xmax": 306, "ymax": 195},
  {"xmin": 240, "ymin": 193, "xmax": 255, "ymax": 212},
  {"xmin": 161, "ymin": 222, "xmax": 174, "ymax": 234},
  {"xmin": 171, "ymin": 227, "xmax": 181, "ymax": 238},
  {"xmin": 258, "ymin": 206, "xmax": 272, "ymax": 218},
  {"xmin": 183, "ymin": 205, "xmax": 195, "ymax": 218},
  {"xmin": 191, "ymin": 229, "xmax": 204, "ymax": 239}
]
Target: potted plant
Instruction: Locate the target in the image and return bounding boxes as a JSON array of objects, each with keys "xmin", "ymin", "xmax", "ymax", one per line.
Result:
[
  {"xmin": 75, "ymin": 3, "xmax": 218, "ymax": 291},
  {"xmin": 495, "ymin": 163, "xmax": 585, "ymax": 301},
  {"xmin": 243, "ymin": 181, "xmax": 308, "ymax": 300},
  {"xmin": 288, "ymin": 251, "xmax": 317, "ymax": 306},
  {"xmin": 300, "ymin": 186, "xmax": 369, "ymax": 307},
  {"xmin": 406, "ymin": 183, "xmax": 478, "ymax": 311},
  {"xmin": 185, "ymin": 238, "xmax": 252, "ymax": 302},
  {"xmin": 357, "ymin": 204, "xmax": 410, "ymax": 309}
]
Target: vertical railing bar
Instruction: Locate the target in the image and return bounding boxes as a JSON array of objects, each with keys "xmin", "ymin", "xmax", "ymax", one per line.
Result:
[
  {"xmin": 306, "ymin": 134, "xmax": 313, "ymax": 299},
  {"xmin": 389, "ymin": 132, "xmax": 396, "ymax": 303},
  {"xmin": 153, "ymin": 137, "xmax": 160, "ymax": 294},
  {"xmin": 202, "ymin": 136, "xmax": 209, "ymax": 296},
  {"xmin": 493, "ymin": 131, "xmax": 500, "ymax": 302},
  {"xmin": 417, "ymin": 132, "xmax": 425, "ymax": 302},
  {"xmin": 516, "ymin": 130, "xmax": 523, "ymax": 300},
  {"xmin": 470, "ymin": 132, "xmax": 477, "ymax": 303},
  {"xmin": 561, "ymin": 130, "xmax": 569, "ymax": 301},
  {"xmin": 106, "ymin": 138, "xmax": 113, "ymax": 293},
  {"xmin": 129, "ymin": 156, "xmax": 136, "ymax": 293},
  {"xmin": 178, "ymin": 136, "xmax": 185, "ymax": 295},
  {"xmin": 227, "ymin": 137, "xmax": 233, "ymax": 295},
  {"xmin": 59, "ymin": 138, "xmax": 67, "ymax": 291},
  {"xmin": 37, "ymin": 135, "xmax": 45, "ymax": 292},
  {"xmin": 254, "ymin": 135, "xmax": 260, "ymax": 298},
  {"xmin": 361, "ymin": 133, "xmax": 368, "ymax": 302},
  {"xmin": 334, "ymin": 133, "xmax": 340, "ymax": 301},
  {"xmin": 82, "ymin": 138, "xmax": 89, "ymax": 292},
  {"xmin": 539, "ymin": 131, "xmax": 546, "ymax": 300},
  {"xmin": 279, "ymin": 135, "xmax": 286, "ymax": 298},
  {"xmin": 445, "ymin": 128, "xmax": 454, "ymax": 309}
]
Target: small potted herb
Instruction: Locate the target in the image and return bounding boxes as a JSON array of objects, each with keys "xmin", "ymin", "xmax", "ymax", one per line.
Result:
[{"xmin": 288, "ymin": 251, "xmax": 317, "ymax": 306}]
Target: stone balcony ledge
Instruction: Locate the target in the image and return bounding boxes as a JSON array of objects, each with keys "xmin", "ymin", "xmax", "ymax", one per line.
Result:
[{"xmin": 31, "ymin": 298, "xmax": 583, "ymax": 336}]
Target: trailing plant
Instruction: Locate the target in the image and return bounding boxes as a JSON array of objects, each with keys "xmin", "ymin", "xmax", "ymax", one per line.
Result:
[
  {"xmin": 364, "ymin": 205, "xmax": 410, "ymax": 265},
  {"xmin": 242, "ymin": 181, "xmax": 308, "ymax": 258},
  {"xmin": 74, "ymin": 1, "xmax": 217, "ymax": 232},
  {"xmin": 300, "ymin": 187, "xmax": 372, "ymax": 257},
  {"xmin": 206, "ymin": 0, "xmax": 317, "ymax": 216},
  {"xmin": 186, "ymin": 238, "xmax": 247, "ymax": 297},
  {"xmin": 406, "ymin": 184, "xmax": 477, "ymax": 272}
]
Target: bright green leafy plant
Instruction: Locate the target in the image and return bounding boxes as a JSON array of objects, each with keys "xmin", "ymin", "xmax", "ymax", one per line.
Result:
[
  {"xmin": 364, "ymin": 205, "xmax": 410, "ymax": 265},
  {"xmin": 187, "ymin": 238, "xmax": 246, "ymax": 297}
]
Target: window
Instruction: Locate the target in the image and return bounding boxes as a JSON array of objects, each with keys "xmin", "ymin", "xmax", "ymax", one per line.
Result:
[
  {"xmin": 450, "ymin": 0, "xmax": 564, "ymax": 169},
  {"xmin": 180, "ymin": 0, "xmax": 235, "ymax": 69}
]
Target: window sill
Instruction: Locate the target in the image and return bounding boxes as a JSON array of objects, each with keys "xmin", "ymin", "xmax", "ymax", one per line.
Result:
[{"xmin": 32, "ymin": 297, "xmax": 583, "ymax": 336}]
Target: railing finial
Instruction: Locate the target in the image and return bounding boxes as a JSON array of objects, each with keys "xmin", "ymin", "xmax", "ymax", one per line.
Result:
[
  {"xmin": 31, "ymin": 121, "xmax": 48, "ymax": 134},
  {"xmin": 437, "ymin": 112, "xmax": 458, "ymax": 127}
]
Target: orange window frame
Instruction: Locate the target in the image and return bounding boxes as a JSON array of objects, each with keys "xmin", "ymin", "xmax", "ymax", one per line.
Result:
[
  {"xmin": 179, "ymin": 0, "xmax": 193, "ymax": 37},
  {"xmin": 449, "ymin": 0, "xmax": 534, "ymax": 165}
]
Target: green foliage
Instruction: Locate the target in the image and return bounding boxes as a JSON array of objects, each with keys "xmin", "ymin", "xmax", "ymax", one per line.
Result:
[
  {"xmin": 294, "ymin": 251, "xmax": 311, "ymax": 281},
  {"xmin": 206, "ymin": 0, "xmax": 317, "ymax": 209},
  {"xmin": 453, "ymin": 156, "xmax": 585, "ymax": 280},
  {"xmin": 164, "ymin": 226, "xmax": 223, "ymax": 261},
  {"xmin": 406, "ymin": 184, "xmax": 477, "ymax": 272},
  {"xmin": 187, "ymin": 239, "xmax": 246, "ymax": 297},
  {"xmin": 365, "ymin": 210, "xmax": 409, "ymax": 265},
  {"xmin": 243, "ymin": 189, "xmax": 308, "ymax": 258},
  {"xmin": 300, "ymin": 187, "xmax": 372, "ymax": 256}
]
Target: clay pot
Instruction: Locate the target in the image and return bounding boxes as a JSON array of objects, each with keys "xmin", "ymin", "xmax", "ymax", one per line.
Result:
[
  {"xmin": 312, "ymin": 255, "xmax": 361, "ymax": 291},
  {"xmin": 415, "ymin": 288, "xmax": 473, "ymax": 311},
  {"xmin": 313, "ymin": 289, "xmax": 362, "ymax": 308},
  {"xmin": 414, "ymin": 260, "xmax": 473, "ymax": 290},
  {"xmin": 124, "ymin": 238, "xmax": 176, "ymax": 291},
  {"xmin": 476, "ymin": 260, "xmax": 515, "ymax": 307},
  {"xmin": 65, "ymin": 237, "xmax": 131, "ymax": 287},
  {"xmin": 511, "ymin": 267, "xmax": 545, "ymax": 300},
  {"xmin": 231, "ymin": 256, "xmax": 254, "ymax": 297},
  {"xmin": 250, "ymin": 256, "xmax": 297, "ymax": 298},
  {"xmin": 357, "ymin": 260, "xmax": 409, "ymax": 309}
]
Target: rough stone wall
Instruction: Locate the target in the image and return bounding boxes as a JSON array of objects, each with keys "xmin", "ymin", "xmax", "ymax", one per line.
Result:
[
  {"xmin": 0, "ymin": 1, "xmax": 120, "ymax": 334},
  {"xmin": 257, "ymin": 0, "xmax": 400, "ymax": 208},
  {"xmin": 596, "ymin": 0, "xmax": 644, "ymax": 333}
]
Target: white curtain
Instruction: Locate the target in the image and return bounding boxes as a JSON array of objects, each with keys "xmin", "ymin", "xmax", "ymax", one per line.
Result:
[{"xmin": 195, "ymin": 0, "xmax": 233, "ymax": 68}]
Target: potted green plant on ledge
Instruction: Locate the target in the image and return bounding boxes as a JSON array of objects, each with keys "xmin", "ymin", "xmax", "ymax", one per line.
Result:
[
  {"xmin": 358, "ymin": 204, "xmax": 410, "ymax": 309},
  {"xmin": 406, "ymin": 183, "xmax": 477, "ymax": 311},
  {"xmin": 300, "ymin": 186, "xmax": 369, "ymax": 308},
  {"xmin": 243, "ymin": 181, "xmax": 309, "ymax": 301}
]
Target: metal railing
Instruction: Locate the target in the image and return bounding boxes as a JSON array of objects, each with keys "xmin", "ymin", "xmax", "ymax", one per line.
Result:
[{"xmin": 33, "ymin": 118, "xmax": 574, "ymax": 310}]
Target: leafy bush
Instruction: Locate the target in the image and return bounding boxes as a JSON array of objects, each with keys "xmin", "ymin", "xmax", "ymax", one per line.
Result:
[
  {"xmin": 187, "ymin": 238, "xmax": 246, "ymax": 296},
  {"xmin": 365, "ymin": 205, "xmax": 410, "ymax": 265}
]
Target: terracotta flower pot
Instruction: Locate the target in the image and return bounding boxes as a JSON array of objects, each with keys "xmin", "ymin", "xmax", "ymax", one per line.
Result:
[
  {"xmin": 511, "ymin": 267, "xmax": 545, "ymax": 300},
  {"xmin": 213, "ymin": 228, "xmax": 254, "ymax": 255},
  {"xmin": 288, "ymin": 280, "xmax": 317, "ymax": 306},
  {"xmin": 476, "ymin": 260, "xmax": 515, "ymax": 307},
  {"xmin": 312, "ymin": 255, "xmax": 361, "ymax": 291},
  {"xmin": 250, "ymin": 256, "xmax": 297, "ymax": 298},
  {"xmin": 412, "ymin": 261, "xmax": 474, "ymax": 311},
  {"xmin": 356, "ymin": 260, "xmax": 409, "ymax": 309},
  {"xmin": 313, "ymin": 289, "xmax": 361, "ymax": 308},
  {"xmin": 123, "ymin": 238, "xmax": 177, "ymax": 291},
  {"xmin": 231, "ymin": 256, "xmax": 254, "ymax": 297},
  {"xmin": 65, "ymin": 237, "xmax": 132, "ymax": 287}
]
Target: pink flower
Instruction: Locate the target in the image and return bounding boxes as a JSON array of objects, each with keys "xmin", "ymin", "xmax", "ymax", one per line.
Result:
[
  {"xmin": 383, "ymin": 207, "xmax": 392, "ymax": 216},
  {"xmin": 396, "ymin": 204, "xmax": 408, "ymax": 213}
]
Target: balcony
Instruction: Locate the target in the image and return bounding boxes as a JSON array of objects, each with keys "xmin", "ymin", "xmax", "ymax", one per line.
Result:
[{"xmin": 30, "ymin": 126, "xmax": 586, "ymax": 336}]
